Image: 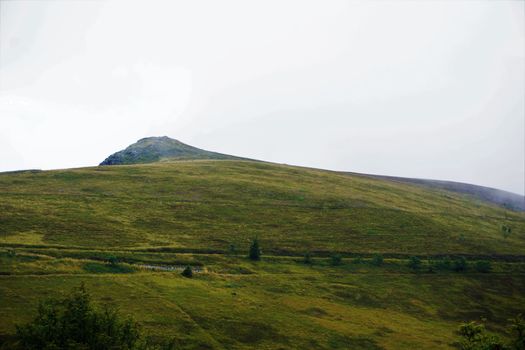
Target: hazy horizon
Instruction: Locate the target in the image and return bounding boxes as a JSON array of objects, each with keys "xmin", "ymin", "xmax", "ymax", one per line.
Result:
[{"xmin": 1, "ymin": 0, "xmax": 524, "ymax": 195}]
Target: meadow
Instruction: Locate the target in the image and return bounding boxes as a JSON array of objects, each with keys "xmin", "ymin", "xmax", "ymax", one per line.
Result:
[{"xmin": 1, "ymin": 160, "xmax": 524, "ymax": 349}]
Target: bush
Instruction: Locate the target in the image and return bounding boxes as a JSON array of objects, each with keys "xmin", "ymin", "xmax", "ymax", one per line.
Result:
[
  {"xmin": 107, "ymin": 255, "xmax": 119, "ymax": 266},
  {"xmin": 474, "ymin": 260, "xmax": 491, "ymax": 273},
  {"xmin": 15, "ymin": 283, "xmax": 143, "ymax": 350},
  {"xmin": 457, "ymin": 315, "xmax": 525, "ymax": 350},
  {"xmin": 248, "ymin": 237, "xmax": 261, "ymax": 261},
  {"xmin": 181, "ymin": 266, "xmax": 193, "ymax": 278},
  {"xmin": 330, "ymin": 254, "xmax": 342, "ymax": 266},
  {"xmin": 453, "ymin": 257, "xmax": 468, "ymax": 272},
  {"xmin": 371, "ymin": 254, "xmax": 383, "ymax": 266},
  {"xmin": 408, "ymin": 256, "xmax": 422, "ymax": 271},
  {"xmin": 458, "ymin": 321, "xmax": 504, "ymax": 350},
  {"xmin": 509, "ymin": 314, "xmax": 525, "ymax": 350}
]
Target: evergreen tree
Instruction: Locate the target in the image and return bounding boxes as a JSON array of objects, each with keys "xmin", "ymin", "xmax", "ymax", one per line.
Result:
[
  {"xmin": 249, "ymin": 237, "xmax": 261, "ymax": 261},
  {"xmin": 303, "ymin": 252, "xmax": 313, "ymax": 264}
]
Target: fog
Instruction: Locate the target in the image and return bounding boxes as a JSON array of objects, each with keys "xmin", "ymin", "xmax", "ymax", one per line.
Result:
[{"xmin": 0, "ymin": 0, "xmax": 523, "ymax": 194}]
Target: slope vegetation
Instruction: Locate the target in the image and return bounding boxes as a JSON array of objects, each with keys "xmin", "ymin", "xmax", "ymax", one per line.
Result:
[
  {"xmin": 1, "ymin": 160, "xmax": 524, "ymax": 256},
  {"xmin": 1, "ymin": 160, "xmax": 525, "ymax": 349}
]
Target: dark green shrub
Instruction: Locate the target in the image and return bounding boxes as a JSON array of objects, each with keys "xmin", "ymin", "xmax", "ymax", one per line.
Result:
[
  {"xmin": 371, "ymin": 254, "xmax": 383, "ymax": 266},
  {"xmin": 502, "ymin": 225, "xmax": 512, "ymax": 238},
  {"xmin": 330, "ymin": 254, "xmax": 342, "ymax": 266},
  {"xmin": 457, "ymin": 315, "xmax": 525, "ymax": 350},
  {"xmin": 453, "ymin": 257, "xmax": 468, "ymax": 272},
  {"xmin": 15, "ymin": 283, "xmax": 142, "ymax": 350},
  {"xmin": 458, "ymin": 321, "xmax": 504, "ymax": 350},
  {"xmin": 107, "ymin": 255, "xmax": 119, "ymax": 266},
  {"xmin": 248, "ymin": 237, "xmax": 261, "ymax": 261},
  {"xmin": 474, "ymin": 260, "xmax": 491, "ymax": 273},
  {"xmin": 181, "ymin": 266, "xmax": 193, "ymax": 278},
  {"xmin": 509, "ymin": 314, "xmax": 525, "ymax": 350},
  {"xmin": 408, "ymin": 256, "xmax": 422, "ymax": 271},
  {"xmin": 228, "ymin": 244, "xmax": 237, "ymax": 255}
]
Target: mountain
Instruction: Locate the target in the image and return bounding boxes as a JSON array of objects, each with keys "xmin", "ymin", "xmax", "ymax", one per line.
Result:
[
  {"xmin": 99, "ymin": 136, "xmax": 248, "ymax": 165},
  {"xmin": 2, "ymin": 153, "xmax": 525, "ymax": 349}
]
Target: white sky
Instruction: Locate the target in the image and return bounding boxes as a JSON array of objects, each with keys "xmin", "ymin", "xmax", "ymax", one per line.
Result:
[{"xmin": 0, "ymin": 0, "xmax": 524, "ymax": 194}]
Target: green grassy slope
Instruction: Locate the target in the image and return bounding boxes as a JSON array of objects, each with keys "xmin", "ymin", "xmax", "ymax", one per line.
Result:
[
  {"xmin": 1, "ymin": 160, "xmax": 525, "ymax": 349},
  {"xmin": 1, "ymin": 252, "xmax": 524, "ymax": 349},
  {"xmin": 0, "ymin": 160, "xmax": 524, "ymax": 255}
]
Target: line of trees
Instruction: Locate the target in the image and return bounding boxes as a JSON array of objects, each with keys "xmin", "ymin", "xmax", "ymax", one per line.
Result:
[{"xmin": 241, "ymin": 239, "xmax": 493, "ymax": 274}]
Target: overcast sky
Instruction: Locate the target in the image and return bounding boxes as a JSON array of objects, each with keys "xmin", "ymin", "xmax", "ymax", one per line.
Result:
[{"xmin": 0, "ymin": 0, "xmax": 524, "ymax": 194}]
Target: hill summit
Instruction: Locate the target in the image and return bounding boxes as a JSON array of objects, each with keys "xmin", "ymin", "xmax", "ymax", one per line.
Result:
[{"xmin": 100, "ymin": 136, "xmax": 246, "ymax": 165}]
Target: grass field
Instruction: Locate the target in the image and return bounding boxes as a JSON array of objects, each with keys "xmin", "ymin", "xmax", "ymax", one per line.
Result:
[{"xmin": 1, "ymin": 160, "xmax": 524, "ymax": 349}]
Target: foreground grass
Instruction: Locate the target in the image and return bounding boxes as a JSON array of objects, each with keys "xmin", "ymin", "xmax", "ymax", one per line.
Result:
[{"xmin": 1, "ymin": 249, "xmax": 524, "ymax": 349}]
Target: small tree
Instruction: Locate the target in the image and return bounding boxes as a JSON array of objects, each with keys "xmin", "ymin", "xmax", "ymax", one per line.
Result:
[
  {"xmin": 330, "ymin": 254, "xmax": 342, "ymax": 266},
  {"xmin": 181, "ymin": 266, "xmax": 193, "ymax": 278},
  {"xmin": 408, "ymin": 256, "xmax": 422, "ymax": 271},
  {"xmin": 303, "ymin": 252, "xmax": 313, "ymax": 264},
  {"xmin": 502, "ymin": 225, "xmax": 512, "ymax": 238},
  {"xmin": 248, "ymin": 237, "xmax": 261, "ymax": 261},
  {"xmin": 107, "ymin": 255, "xmax": 119, "ymax": 266},
  {"xmin": 371, "ymin": 254, "xmax": 383, "ymax": 266}
]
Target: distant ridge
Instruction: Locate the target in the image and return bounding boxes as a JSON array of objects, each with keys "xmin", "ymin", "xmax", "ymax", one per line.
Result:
[
  {"xmin": 100, "ymin": 136, "xmax": 249, "ymax": 165},
  {"xmin": 358, "ymin": 173, "xmax": 525, "ymax": 212}
]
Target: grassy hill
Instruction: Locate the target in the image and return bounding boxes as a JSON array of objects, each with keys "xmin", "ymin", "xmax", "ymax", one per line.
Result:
[
  {"xmin": 1, "ymin": 160, "xmax": 524, "ymax": 255},
  {"xmin": 1, "ymin": 160, "xmax": 524, "ymax": 349}
]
